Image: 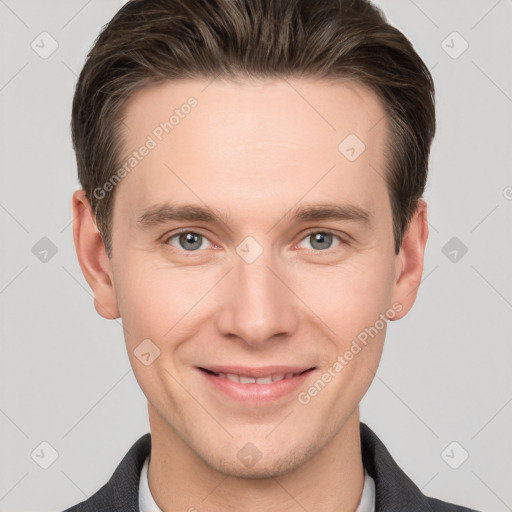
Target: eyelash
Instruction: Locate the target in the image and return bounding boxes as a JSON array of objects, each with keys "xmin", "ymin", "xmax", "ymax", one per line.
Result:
[{"xmin": 162, "ymin": 228, "xmax": 345, "ymax": 255}]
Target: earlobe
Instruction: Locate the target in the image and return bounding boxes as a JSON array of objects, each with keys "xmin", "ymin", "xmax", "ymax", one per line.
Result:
[
  {"xmin": 390, "ymin": 199, "xmax": 429, "ymax": 321},
  {"xmin": 72, "ymin": 190, "xmax": 120, "ymax": 320}
]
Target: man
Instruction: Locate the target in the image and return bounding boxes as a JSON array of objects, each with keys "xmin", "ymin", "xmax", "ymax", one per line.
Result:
[{"xmin": 64, "ymin": 0, "xmax": 480, "ymax": 510}]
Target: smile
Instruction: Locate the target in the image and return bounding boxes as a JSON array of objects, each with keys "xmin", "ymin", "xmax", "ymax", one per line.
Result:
[
  {"xmin": 197, "ymin": 366, "xmax": 315, "ymax": 403},
  {"xmin": 210, "ymin": 371, "xmax": 303, "ymax": 384}
]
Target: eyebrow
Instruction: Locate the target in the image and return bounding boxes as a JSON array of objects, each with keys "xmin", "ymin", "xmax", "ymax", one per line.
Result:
[{"xmin": 136, "ymin": 202, "xmax": 371, "ymax": 229}]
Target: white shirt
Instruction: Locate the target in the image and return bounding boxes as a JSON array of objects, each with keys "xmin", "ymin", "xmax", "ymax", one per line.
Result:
[{"xmin": 139, "ymin": 455, "xmax": 375, "ymax": 512}]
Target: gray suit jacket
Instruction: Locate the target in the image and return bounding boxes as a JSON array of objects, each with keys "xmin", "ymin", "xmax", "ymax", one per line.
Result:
[{"xmin": 62, "ymin": 422, "xmax": 480, "ymax": 511}]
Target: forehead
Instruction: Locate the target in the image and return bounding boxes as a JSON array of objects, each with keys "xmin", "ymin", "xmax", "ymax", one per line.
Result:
[
  {"xmin": 115, "ymin": 78, "xmax": 389, "ymax": 224},
  {"xmin": 121, "ymin": 77, "xmax": 386, "ymax": 150}
]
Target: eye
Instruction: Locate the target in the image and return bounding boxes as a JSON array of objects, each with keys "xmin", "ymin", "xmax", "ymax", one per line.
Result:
[
  {"xmin": 165, "ymin": 231, "xmax": 213, "ymax": 252},
  {"xmin": 297, "ymin": 230, "xmax": 343, "ymax": 251},
  {"xmin": 163, "ymin": 229, "xmax": 344, "ymax": 254}
]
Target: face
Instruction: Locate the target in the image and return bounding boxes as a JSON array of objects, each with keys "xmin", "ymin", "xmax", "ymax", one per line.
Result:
[{"xmin": 74, "ymin": 78, "xmax": 427, "ymax": 478}]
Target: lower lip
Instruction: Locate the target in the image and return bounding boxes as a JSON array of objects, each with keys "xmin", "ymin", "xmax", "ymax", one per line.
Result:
[{"xmin": 198, "ymin": 368, "xmax": 315, "ymax": 403}]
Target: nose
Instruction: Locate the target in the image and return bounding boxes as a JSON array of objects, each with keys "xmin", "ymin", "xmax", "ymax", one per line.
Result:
[{"xmin": 214, "ymin": 249, "xmax": 300, "ymax": 347}]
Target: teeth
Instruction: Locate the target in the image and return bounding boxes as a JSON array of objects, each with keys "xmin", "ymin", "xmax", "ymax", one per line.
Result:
[
  {"xmin": 256, "ymin": 376, "xmax": 272, "ymax": 384},
  {"xmin": 215, "ymin": 372, "xmax": 298, "ymax": 384}
]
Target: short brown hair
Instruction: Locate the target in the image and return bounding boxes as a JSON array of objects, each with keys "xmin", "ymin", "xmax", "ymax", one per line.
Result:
[{"xmin": 71, "ymin": 0, "xmax": 435, "ymax": 257}]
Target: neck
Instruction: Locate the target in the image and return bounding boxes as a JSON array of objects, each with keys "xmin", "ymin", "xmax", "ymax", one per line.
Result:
[{"xmin": 146, "ymin": 405, "xmax": 365, "ymax": 512}]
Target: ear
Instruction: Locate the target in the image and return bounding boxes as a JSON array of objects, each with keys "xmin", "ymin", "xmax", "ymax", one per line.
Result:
[
  {"xmin": 72, "ymin": 189, "xmax": 120, "ymax": 320},
  {"xmin": 390, "ymin": 199, "xmax": 429, "ymax": 320}
]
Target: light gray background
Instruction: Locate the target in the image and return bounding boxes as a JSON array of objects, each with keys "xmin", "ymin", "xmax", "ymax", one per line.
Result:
[{"xmin": 1, "ymin": 1, "xmax": 511, "ymax": 511}]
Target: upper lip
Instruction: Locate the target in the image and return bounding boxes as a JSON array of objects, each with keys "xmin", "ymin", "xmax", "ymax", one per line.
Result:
[{"xmin": 198, "ymin": 365, "xmax": 315, "ymax": 378}]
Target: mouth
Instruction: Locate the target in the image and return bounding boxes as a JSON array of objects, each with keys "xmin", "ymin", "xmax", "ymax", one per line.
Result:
[
  {"xmin": 196, "ymin": 365, "xmax": 316, "ymax": 402},
  {"xmin": 199, "ymin": 367, "xmax": 313, "ymax": 384}
]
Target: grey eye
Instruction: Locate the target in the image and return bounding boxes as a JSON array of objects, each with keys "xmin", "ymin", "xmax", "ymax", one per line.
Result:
[
  {"xmin": 297, "ymin": 231, "xmax": 342, "ymax": 251},
  {"xmin": 309, "ymin": 232, "xmax": 333, "ymax": 250},
  {"xmin": 168, "ymin": 232, "xmax": 209, "ymax": 251}
]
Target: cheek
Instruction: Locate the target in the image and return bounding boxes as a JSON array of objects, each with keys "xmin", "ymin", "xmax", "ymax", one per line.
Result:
[
  {"xmin": 290, "ymin": 256, "xmax": 396, "ymax": 338},
  {"xmin": 113, "ymin": 264, "xmax": 193, "ymax": 405},
  {"xmin": 113, "ymin": 258, "xmax": 222, "ymax": 362},
  {"xmin": 112, "ymin": 262, "xmax": 181, "ymax": 345}
]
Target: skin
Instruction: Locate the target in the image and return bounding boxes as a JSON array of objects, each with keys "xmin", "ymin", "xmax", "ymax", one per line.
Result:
[{"xmin": 72, "ymin": 78, "xmax": 428, "ymax": 511}]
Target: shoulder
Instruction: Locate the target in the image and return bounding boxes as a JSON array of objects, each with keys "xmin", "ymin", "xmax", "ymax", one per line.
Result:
[
  {"xmin": 426, "ymin": 497, "xmax": 481, "ymax": 512},
  {"xmin": 61, "ymin": 433, "xmax": 151, "ymax": 512},
  {"xmin": 360, "ymin": 422, "xmax": 481, "ymax": 512}
]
